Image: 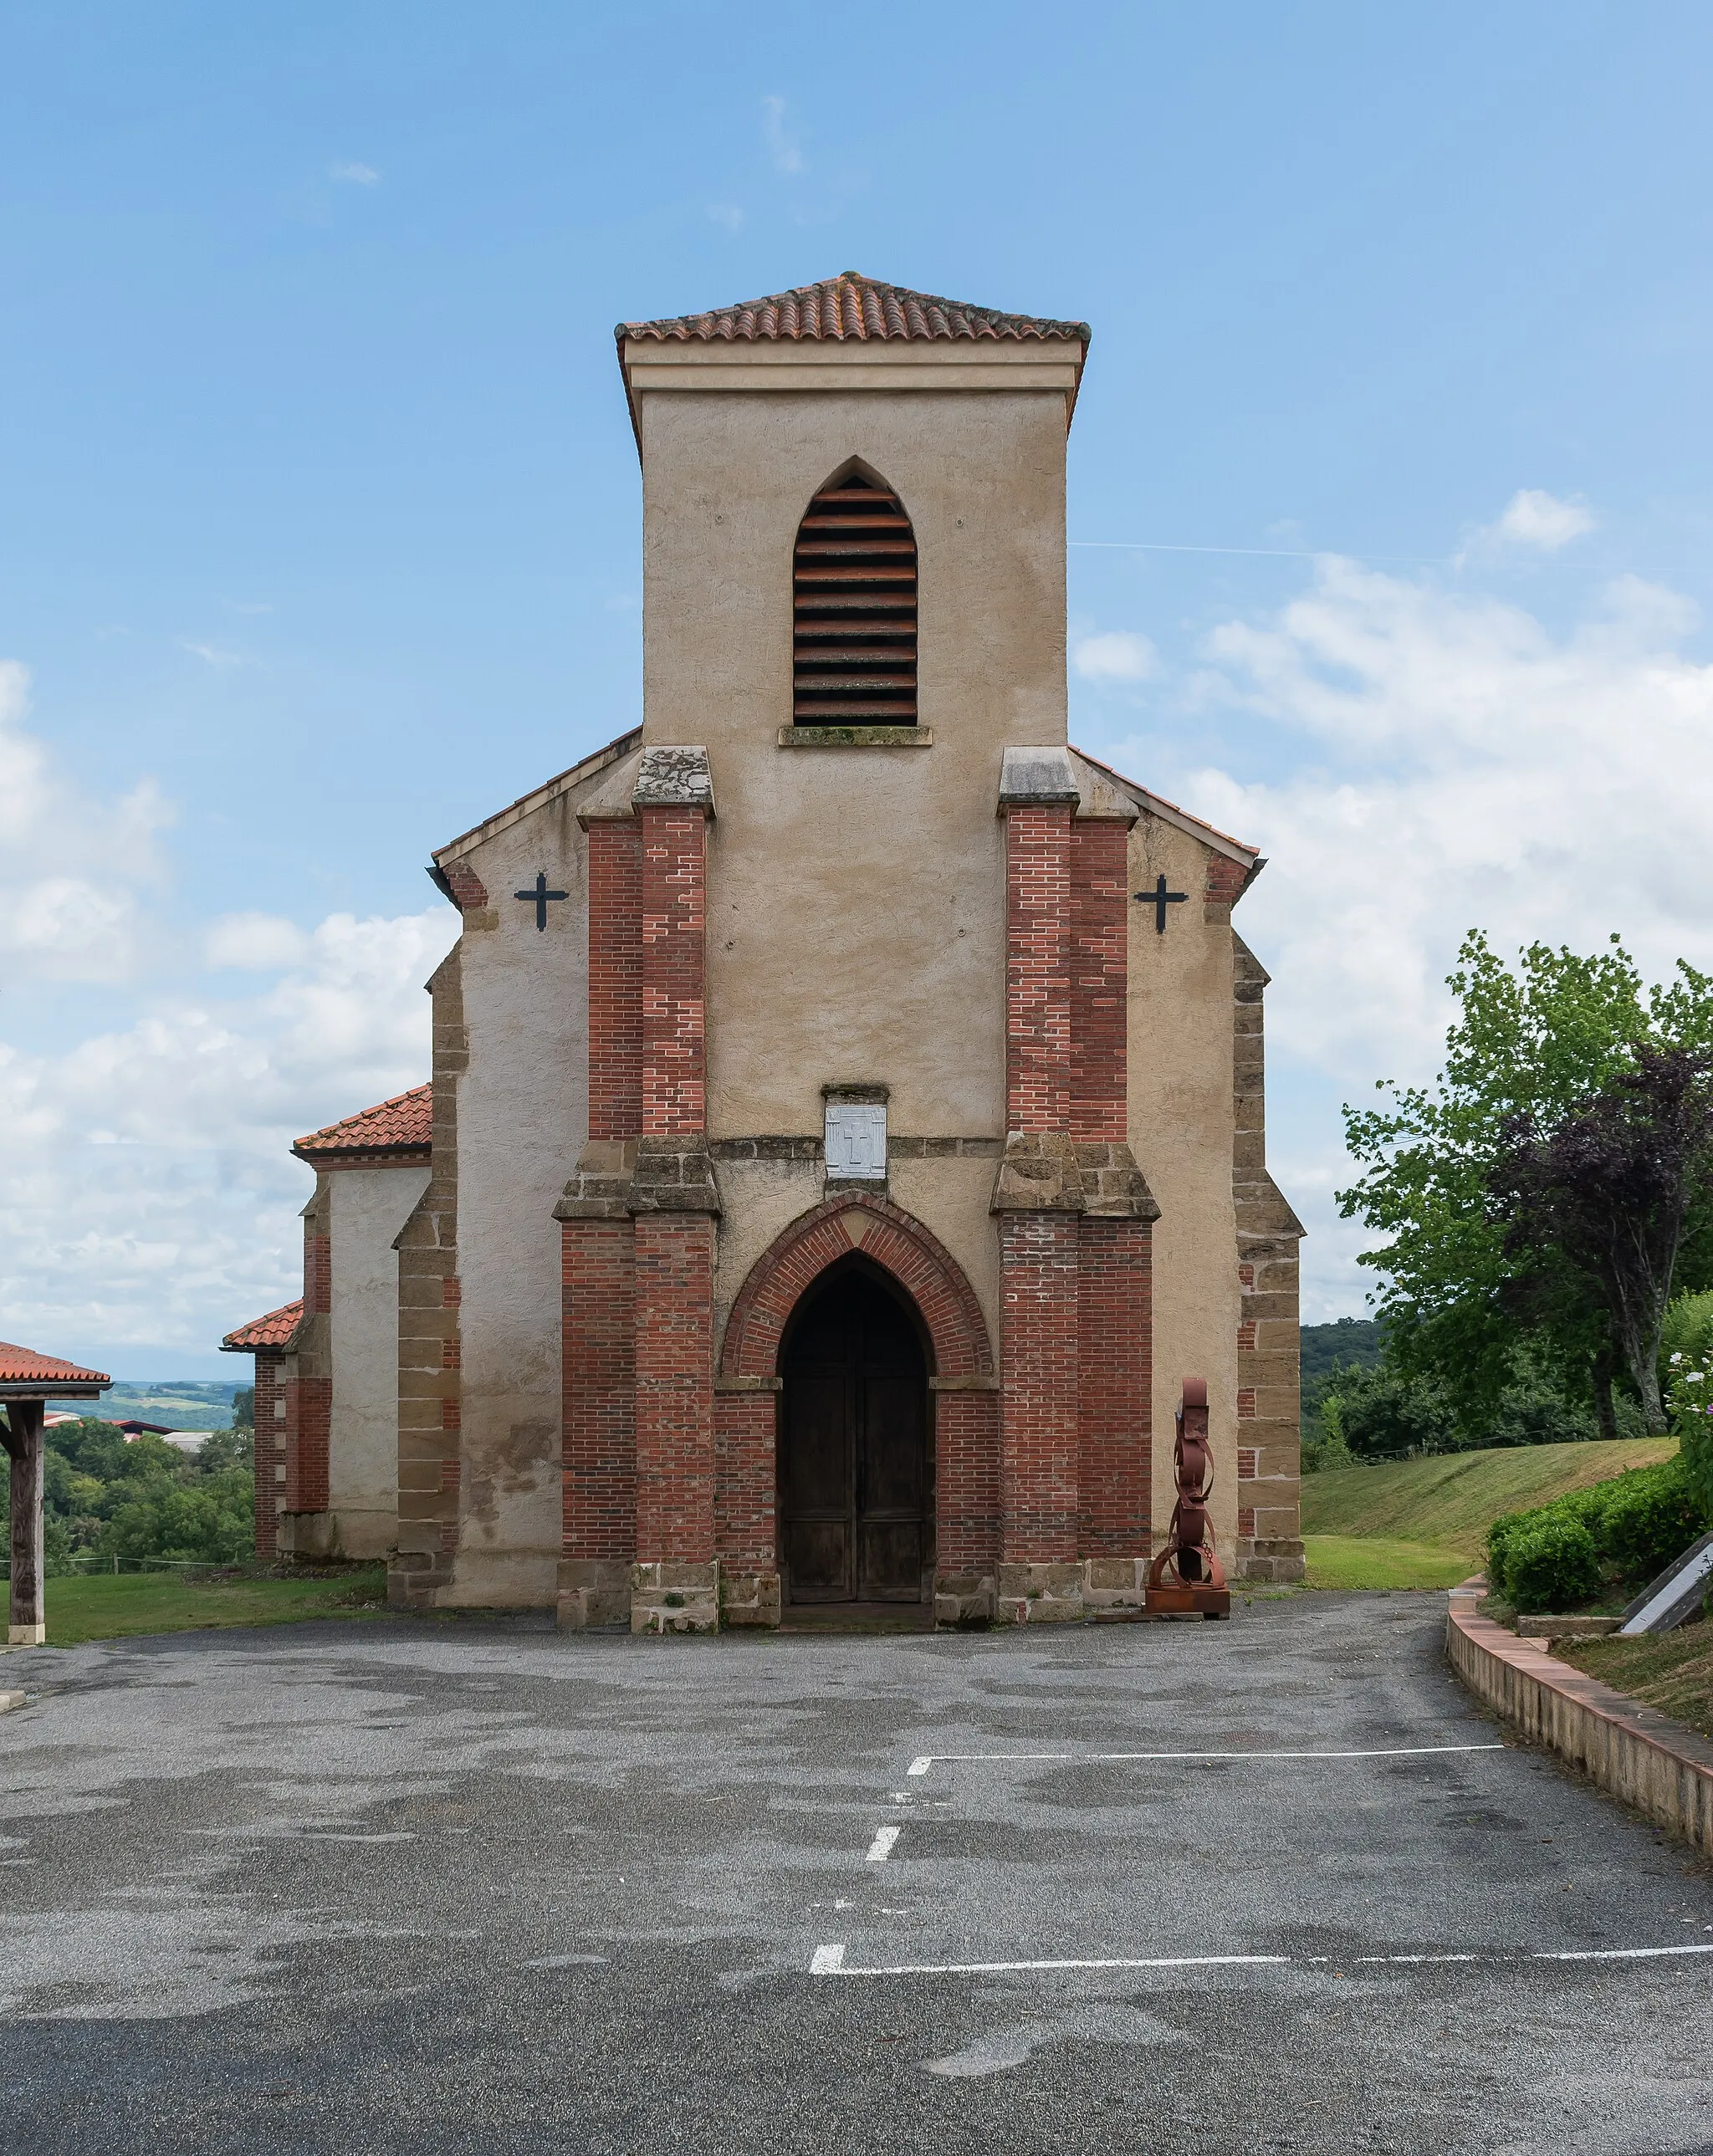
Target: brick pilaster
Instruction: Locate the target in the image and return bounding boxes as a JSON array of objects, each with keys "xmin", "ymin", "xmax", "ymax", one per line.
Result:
[
  {"xmin": 587, "ymin": 819, "xmax": 643, "ymax": 1141},
  {"xmin": 639, "ymin": 803, "xmax": 707, "ymax": 1137},
  {"xmin": 627, "ymin": 753, "xmax": 718, "ymax": 1581},
  {"xmin": 1076, "ymin": 1217, "xmax": 1152, "ymax": 1554},
  {"xmin": 251, "ymin": 1350, "xmax": 283, "ymax": 1557},
  {"xmin": 562, "ymin": 1220, "xmax": 636, "ymax": 1562},
  {"xmin": 633, "ymin": 1213, "xmax": 716, "ymax": 1561},
  {"xmin": 1005, "ymin": 803, "xmax": 1074, "ymax": 1133},
  {"xmin": 998, "ymin": 1210, "xmax": 1080, "ymax": 1561},
  {"xmin": 1069, "ymin": 820, "xmax": 1128, "ymax": 1142}
]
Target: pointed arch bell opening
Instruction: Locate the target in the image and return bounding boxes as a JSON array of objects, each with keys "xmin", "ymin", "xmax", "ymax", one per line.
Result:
[{"xmin": 791, "ymin": 462, "xmax": 918, "ymax": 726}]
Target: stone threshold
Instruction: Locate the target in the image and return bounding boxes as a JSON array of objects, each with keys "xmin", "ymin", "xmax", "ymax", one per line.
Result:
[{"xmin": 1445, "ymin": 1586, "xmax": 1713, "ymax": 1860}]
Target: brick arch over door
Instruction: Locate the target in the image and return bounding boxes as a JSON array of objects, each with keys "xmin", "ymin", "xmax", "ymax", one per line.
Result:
[
  {"xmin": 713, "ymin": 1195, "xmax": 999, "ymax": 1579},
  {"xmin": 721, "ymin": 1194, "xmax": 993, "ymax": 1381}
]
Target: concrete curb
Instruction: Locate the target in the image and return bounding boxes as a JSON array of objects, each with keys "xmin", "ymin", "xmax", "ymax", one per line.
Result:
[
  {"xmin": 1445, "ymin": 1587, "xmax": 1713, "ymax": 1859},
  {"xmin": 0, "ymin": 1689, "xmax": 24, "ymax": 1714}
]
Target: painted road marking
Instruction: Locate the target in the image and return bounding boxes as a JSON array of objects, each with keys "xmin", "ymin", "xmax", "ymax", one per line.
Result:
[
  {"xmin": 903, "ymin": 1745, "xmax": 1505, "ymax": 1775},
  {"xmin": 866, "ymin": 1825, "xmax": 902, "ymax": 1862},
  {"xmin": 810, "ymin": 1941, "xmax": 1713, "ymax": 1977}
]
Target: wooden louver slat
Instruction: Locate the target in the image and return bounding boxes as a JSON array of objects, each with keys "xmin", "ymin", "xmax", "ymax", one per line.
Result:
[{"xmin": 792, "ymin": 473, "xmax": 917, "ymax": 725}]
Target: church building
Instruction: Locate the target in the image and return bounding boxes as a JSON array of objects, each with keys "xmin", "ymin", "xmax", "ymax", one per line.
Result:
[{"xmin": 224, "ymin": 273, "xmax": 1305, "ymax": 1630}]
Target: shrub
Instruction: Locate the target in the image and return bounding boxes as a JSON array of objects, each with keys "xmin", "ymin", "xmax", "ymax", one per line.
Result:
[
  {"xmin": 1487, "ymin": 1456, "xmax": 1709, "ymax": 1610},
  {"xmin": 1496, "ymin": 1513, "xmax": 1603, "ymax": 1613},
  {"xmin": 1579, "ymin": 1458, "xmax": 1705, "ymax": 1586}
]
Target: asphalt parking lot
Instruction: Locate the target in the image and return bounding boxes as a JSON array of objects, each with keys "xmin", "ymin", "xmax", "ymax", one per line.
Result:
[{"xmin": 3, "ymin": 1591, "xmax": 1711, "ymax": 2155}]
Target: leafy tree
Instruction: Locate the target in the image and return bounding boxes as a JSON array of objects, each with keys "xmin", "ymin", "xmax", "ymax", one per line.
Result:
[
  {"xmin": 1340, "ymin": 932, "xmax": 1713, "ymax": 1434},
  {"xmin": 1, "ymin": 1416, "xmax": 256, "ymax": 1570},
  {"xmin": 231, "ymin": 1387, "xmax": 255, "ymax": 1431},
  {"xmin": 1489, "ymin": 1047, "xmax": 1713, "ymax": 1432}
]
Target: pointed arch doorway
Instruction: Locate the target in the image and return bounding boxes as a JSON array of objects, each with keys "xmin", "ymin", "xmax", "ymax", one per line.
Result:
[{"xmin": 779, "ymin": 1259, "xmax": 931, "ymax": 1606}]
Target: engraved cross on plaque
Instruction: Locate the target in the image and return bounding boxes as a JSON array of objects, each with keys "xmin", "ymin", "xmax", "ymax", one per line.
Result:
[{"xmin": 514, "ymin": 871, "xmax": 568, "ymax": 931}]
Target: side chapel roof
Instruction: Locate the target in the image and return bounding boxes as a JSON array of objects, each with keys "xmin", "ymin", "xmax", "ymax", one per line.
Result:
[
  {"xmin": 618, "ymin": 271, "xmax": 1090, "ymax": 350},
  {"xmin": 221, "ymin": 1301, "xmax": 304, "ymax": 1353},
  {"xmin": 292, "ymin": 1085, "xmax": 433, "ymax": 1167},
  {"xmin": 0, "ymin": 1342, "xmax": 112, "ymax": 1391}
]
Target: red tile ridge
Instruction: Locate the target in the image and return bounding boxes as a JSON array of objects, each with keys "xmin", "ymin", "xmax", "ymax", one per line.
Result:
[
  {"xmin": 620, "ymin": 272, "xmax": 1089, "ymax": 348},
  {"xmin": 0, "ymin": 1342, "xmax": 113, "ymax": 1387},
  {"xmin": 221, "ymin": 1300, "xmax": 304, "ymax": 1353},
  {"xmin": 293, "ymin": 1084, "xmax": 432, "ymax": 1162}
]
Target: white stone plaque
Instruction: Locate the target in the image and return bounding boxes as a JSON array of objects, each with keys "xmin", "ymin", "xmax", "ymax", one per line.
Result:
[{"xmin": 825, "ymin": 1101, "xmax": 887, "ymax": 1181}]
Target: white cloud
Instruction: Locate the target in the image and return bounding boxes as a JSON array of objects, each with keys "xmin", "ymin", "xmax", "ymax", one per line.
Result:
[
  {"xmin": 706, "ymin": 202, "xmax": 744, "ymax": 235},
  {"xmin": 1465, "ymin": 487, "xmax": 1596, "ymax": 559},
  {"xmin": 1095, "ymin": 555, "xmax": 1713, "ymax": 1316},
  {"xmin": 330, "ymin": 161, "xmax": 380, "ymax": 185},
  {"xmin": 0, "ymin": 907, "xmax": 458, "ymax": 1356},
  {"xmin": 204, "ymin": 912, "xmax": 312, "ymax": 971},
  {"xmin": 1073, "ymin": 630, "xmax": 1158, "ymax": 683},
  {"xmin": 0, "ymin": 662, "xmax": 172, "ymax": 983},
  {"xmin": 762, "ymin": 95, "xmax": 805, "ymax": 176},
  {"xmin": 179, "ymin": 641, "xmax": 243, "ymax": 669}
]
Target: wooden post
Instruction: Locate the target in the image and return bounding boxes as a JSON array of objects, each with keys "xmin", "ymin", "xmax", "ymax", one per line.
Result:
[{"xmin": 3, "ymin": 1399, "xmax": 46, "ymax": 1645}]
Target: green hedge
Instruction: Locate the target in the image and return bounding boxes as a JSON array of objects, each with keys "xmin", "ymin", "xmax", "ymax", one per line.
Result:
[{"xmin": 1486, "ymin": 1457, "xmax": 1707, "ymax": 1613}]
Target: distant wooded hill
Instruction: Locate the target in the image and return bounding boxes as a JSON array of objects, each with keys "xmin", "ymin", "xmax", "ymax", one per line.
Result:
[
  {"xmin": 100, "ymin": 1382, "xmax": 242, "ymax": 1432},
  {"xmin": 1300, "ymin": 1319, "xmax": 1385, "ymax": 1387}
]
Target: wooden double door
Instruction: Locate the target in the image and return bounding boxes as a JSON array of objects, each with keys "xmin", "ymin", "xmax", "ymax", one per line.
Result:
[{"xmin": 780, "ymin": 1269, "xmax": 930, "ymax": 1604}]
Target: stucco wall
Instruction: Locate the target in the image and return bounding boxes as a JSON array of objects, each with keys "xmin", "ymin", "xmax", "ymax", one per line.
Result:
[
  {"xmin": 447, "ymin": 787, "xmax": 592, "ymax": 1605},
  {"xmin": 325, "ymin": 1162, "xmax": 431, "ymax": 1559},
  {"xmin": 1126, "ymin": 811, "xmax": 1242, "ymax": 1548},
  {"xmin": 637, "ymin": 386, "xmax": 1069, "ymax": 1142}
]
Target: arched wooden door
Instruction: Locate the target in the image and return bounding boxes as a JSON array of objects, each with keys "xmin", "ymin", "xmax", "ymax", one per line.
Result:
[{"xmin": 779, "ymin": 1266, "xmax": 929, "ymax": 1604}]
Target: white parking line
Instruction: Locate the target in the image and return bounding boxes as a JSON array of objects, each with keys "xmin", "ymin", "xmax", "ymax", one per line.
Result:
[
  {"xmin": 810, "ymin": 1941, "xmax": 1713, "ymax": 1977},
  {"xmin": 866, "ymin": 1825, "xmax": 902, "ymax": 1862},
  {"xmin": 904, "ymin": 1744, "xmax": 1504, "ymax": 1775}
]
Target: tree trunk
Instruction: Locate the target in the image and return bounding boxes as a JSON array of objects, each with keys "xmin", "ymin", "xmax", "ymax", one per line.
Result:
[
  {"xmin": 6, "ymin": 1400, "xmax": 46, "ymax": 1645},
  {"xmin": 1590, "ymin": 1346, "xmax": 1619, "ymax": 1443}
]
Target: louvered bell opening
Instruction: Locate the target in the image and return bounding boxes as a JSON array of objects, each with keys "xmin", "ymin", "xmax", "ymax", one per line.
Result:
[{"xmin": 792, "ymin": 473, "xmax": 918, "ymax": 726}]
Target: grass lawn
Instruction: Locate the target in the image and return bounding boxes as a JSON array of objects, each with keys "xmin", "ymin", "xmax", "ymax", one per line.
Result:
[
  {"xmin": 1555, "ymin": 1627, "xmax": 1713, "ymax": 1745},
  {"xmin": 1303, "ymin": 1535, "xmax": 1474, "ymax": 1591},
  {"xmin": 1300, "ymin": 1438, "xmax": 1680, "ymax": 1561},
  {"xmin": 33, "ymin": 1567, "xmax": 389, "ymax": 1648}
]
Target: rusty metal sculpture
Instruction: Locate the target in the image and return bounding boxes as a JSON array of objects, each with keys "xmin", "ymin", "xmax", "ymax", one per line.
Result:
[{"xmin": 1145, "ymin": 1377, "xmax": 1231, "ymax": 1618}]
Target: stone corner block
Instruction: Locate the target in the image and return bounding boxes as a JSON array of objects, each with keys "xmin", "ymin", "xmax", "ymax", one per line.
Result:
[
  {"xmin": 631, "ymin": 1561, "xmax": 721, "ymax": 1636},
  {"xmin": 719, "ymin": 1569, "xmax": 782, "ymax": 1629},
  {"xmin": 933, "ymin": 1571, "xmax": 996, "ymax": 1628},
  {"xmin": 555, "ymin": 1138, "xmax": 638, "ymax": 1222},
  {"xmin": 632, "ymin": 744, "xmax": 714, "ymax": 815},
  {"xmin": 997, "ymin": 745, "xmax": 1080, "ymax": 810},
  {"xmin": 557, "ymin": 1560, "xmax": 632, "ymax": 1632},
  {"xmin": 991, "ymin": 1131, "xmax": 1085, "ymax": 1213},
  {"xmin": 995, "ymin": 1561, "xmax": 1087, "ymax": 1624},
  {"xmin": 627, "ymin": 1138, "xmax": 723, "ymax": 1217}
]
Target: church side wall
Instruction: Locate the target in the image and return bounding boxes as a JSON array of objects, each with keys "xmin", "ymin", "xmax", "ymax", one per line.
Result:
[
  {"xmin": 325, "ymin": 1162, "xmax": 431, "ymax": 1561},
  {"xmin": 443, "ymin": 792, "xmax": 591, "ymax": 1606},
  {"xmin": 1125, "ymin": 814, "xmax": 1243, "ymax": 1561},
  {"xmin": 1232, "ymin": 934, "xmax": 1306, "ymax": 1581}
]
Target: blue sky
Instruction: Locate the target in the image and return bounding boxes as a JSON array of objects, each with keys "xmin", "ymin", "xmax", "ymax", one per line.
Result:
[{"xmin": 3, "ymin": 2, "xmax": 1710, "ymax": 1375}]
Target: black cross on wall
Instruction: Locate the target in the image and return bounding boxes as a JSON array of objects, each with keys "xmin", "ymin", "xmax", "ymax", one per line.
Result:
[
  {"xmin": 514, "ymin": 871, "xmax": 569, "ymax": 931},
  {"xmin": 1134, "ymin": 873, "xmax": 1189, "ymax": 933}
]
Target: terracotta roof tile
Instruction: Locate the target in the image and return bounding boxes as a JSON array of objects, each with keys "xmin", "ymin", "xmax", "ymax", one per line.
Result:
[
  {"xmin": 0, "ymin": 1342, "xmax": 112, "ymax": 1387},
  {"xmin": 221, "ymin": 1301, "xmax": 304, "ymax": 1353},
  {"xmin": 293, "ymin": 1085, "xmax": 432, "ymax": 1163},
  {"xmin": 620, "ymin": 272, "xmax": 1089, "ymax": 349}
]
